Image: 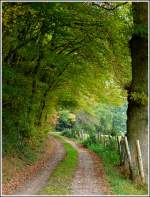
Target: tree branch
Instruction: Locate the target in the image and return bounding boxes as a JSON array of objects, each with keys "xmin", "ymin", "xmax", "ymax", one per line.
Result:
[{"xmin": 92, "ymin": 2, "xmax": 128, "ymax": 11}]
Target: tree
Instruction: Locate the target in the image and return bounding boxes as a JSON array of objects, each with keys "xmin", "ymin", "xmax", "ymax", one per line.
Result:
[
  {"xmin": 56, "ymin": 110, "xmax": 76, "ymax": 131},
  {"xmin": 2, "ymin": 2, "xmax": 131, "ymax": 156},
  {"xmin": 127, "ymin": 2, "xmax": 148, "ymax": 181}
]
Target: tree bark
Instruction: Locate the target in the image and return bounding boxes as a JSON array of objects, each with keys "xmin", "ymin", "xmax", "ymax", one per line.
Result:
[{"xmin": 127, "ymin": 2, "xmax": 148, "ymax": 182}]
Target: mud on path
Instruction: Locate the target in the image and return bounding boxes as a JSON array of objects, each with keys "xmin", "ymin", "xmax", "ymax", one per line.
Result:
[
  {"xmin": 9, "ymin": 136, "xmax": 66, "ymax": 195},
  {"xmin": 64, "ymin": 137, "xmax": 111, "ymax": 195}
]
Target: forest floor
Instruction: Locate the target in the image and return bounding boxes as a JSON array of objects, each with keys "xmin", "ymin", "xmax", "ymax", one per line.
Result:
[{"xmin": 3, "ymin": 134, "xmax": 110, "ymax": 195}]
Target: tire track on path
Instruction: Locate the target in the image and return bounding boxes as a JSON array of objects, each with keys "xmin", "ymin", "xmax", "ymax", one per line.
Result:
[
  {"xmin": 64, "ymin": 137, "xmax": 111, "ymax": 195},
  {"xmin": 12, "ymin": 136, "xmax": 66, "ymax": 195}
]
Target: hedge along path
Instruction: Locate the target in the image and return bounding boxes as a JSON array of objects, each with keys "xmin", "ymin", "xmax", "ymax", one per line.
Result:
[
  {"xmin": 64, "ymin": 137, "xmax": 111, "ymax": 195},
  {"xmin": 11, "ymin": 136, "xmax": 66, "ymax": 195}
]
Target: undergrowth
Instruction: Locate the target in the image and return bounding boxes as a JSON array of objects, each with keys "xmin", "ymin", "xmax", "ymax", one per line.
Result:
[
  {"xmin": 61, "ymin": 129, "xmax": 77, "ymax": 139},
  {"xmin": 83, "ymin": 139, "xmax": 148, "ymax": 195},
  {"xmin": 2, "ymin": 133, "xmax": 48, "ymax": 184}
]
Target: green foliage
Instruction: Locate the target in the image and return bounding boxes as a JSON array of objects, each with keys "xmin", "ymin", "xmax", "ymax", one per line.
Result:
[
  {"xmin": 56, "ymin": 102, "xmax": 127, "ymax": 141},
  {"xmin": 56, "ymin": 110, "xmax": 76, "ymax": 131},
  {"xmin": 134, "ymin": 24, "xmax": 148, "ymax": 38},
  {"xmin": 61, "ymin": 129, "xmax": 77, "ymax": 139},
  {"xmin": 95, "ymin": 103, "xmax": 127, "ymax": 135},
  {"xmin": 129, "ymin": 91, "xmax": 148, "ymax": 106},
  {"xmin": 89, "ymin": 143, "xmax": 119, "ymax": 165},
  {"xmin": 85, "ymin": 142, "xmax": 147, "ymax": 195},
  {"xmin": 2, "ymin": 2, "xmax": 132, "ymax": 156},
  {"xmin": 75, "ymin": 111, "xmax": 98, "ymax": 132},
  {"xmin": 82, "ymin": 136, "xmax": 97, "ymax": 147}
]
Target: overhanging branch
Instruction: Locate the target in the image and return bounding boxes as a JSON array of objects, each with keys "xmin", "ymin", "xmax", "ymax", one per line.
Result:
[{"xmin": 92, "ymin": 2, "xmax": 128, "ymax": 11}]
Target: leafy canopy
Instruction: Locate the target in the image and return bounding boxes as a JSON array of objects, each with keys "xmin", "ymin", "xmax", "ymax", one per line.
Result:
[{"xmin": 2, "ymin": 2, "xmax": 132, "ymax": 155}]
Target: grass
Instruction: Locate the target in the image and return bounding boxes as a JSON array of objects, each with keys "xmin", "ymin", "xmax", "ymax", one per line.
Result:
[
  {"xmin": 39, "ymin": 134, "xmax": 78, "ymax": 195},
  {"xmin": 85, "ymin": 142, "xmax": 148, "ymax": 195}
]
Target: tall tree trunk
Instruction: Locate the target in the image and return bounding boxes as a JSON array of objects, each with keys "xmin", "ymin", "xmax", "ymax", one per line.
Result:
[{"xmin": 127, "ymin": 2, "xmax": 148, "ymax": 182}]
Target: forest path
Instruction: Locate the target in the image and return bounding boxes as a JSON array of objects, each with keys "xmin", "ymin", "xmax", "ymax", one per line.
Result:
[
  {"xmin": 11, "ymin": 134, "xmax": 110, "ymax": 195},
  {"xmin": 13, "ymin": 136, "xmax": 66, "ymax": 195},
  {"xmin": 64, "ymin": 137, "xmax": 110, "ymax": 195}
]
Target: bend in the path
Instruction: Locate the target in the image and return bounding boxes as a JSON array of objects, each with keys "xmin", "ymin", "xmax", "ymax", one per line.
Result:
[
  {"xmin": 11, "ymin": 134, "xmax": 110, "ymax": 195},
  {"xmin": 13, "ymin": 136, "xmax": 66, "ymax": 195}
]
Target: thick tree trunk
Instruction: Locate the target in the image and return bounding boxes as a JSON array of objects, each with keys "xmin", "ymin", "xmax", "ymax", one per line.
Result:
[{"xmin": 127, "ymin": 2, "xmax": 148, "ymax": 182}]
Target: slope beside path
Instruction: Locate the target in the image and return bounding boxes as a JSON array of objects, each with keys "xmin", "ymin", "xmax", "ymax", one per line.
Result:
[
  {"xmin": 3, "ymin": 134, "xmax": 110, "ymax": 195},
  {"xmin": 3, "ymin": 136, "xmax": 66, "ymax": 195}
]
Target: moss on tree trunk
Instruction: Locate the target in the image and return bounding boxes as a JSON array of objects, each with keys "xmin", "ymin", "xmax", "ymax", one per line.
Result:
[{"xmin": 127, "ymin": 2, "xmax": 148, "ymax": 182}]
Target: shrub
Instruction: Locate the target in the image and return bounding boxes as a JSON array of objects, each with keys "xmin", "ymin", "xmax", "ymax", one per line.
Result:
[
  {"xmin": 61, "ymin": 129, "xmax": 76, "ymax": 139},
  {"xmin": 82, "ymin": 135, "xmax": 97, "ymax": 147},
  {"xmin": 56, "ymin": 110, "xmax": 76, "ymax": 131}
]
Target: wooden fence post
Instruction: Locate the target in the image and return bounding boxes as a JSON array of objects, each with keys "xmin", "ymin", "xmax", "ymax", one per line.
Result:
[
  {"xmin": 83, "ymin": 130, "xmax": 84, "ymax": 140},
  {"xmin": 81, "ymin": 130, "xmax": 84, "ymax": 141},
  {"xmin": 97, "ymin": 132, "xmax": 99, "ymax": 142},
  {"xmin": 120, "ymin": 137, "xmax": 126, "ymax": 165},
  {"xmin": 117, "ymin": 136, "xmax": 122, "ymax": 161},
  {"xmin": 83, "ymin": 130, "xmax": 85, "ymax": 140},
  {"xmin": 98, "ymin": 132, "xmax": 100, "ymax": 141},
  {"xmin": 79, "ymin": 131, "xmax": 81, "ymax": 140},
  {"xmin": 124, "ymin": 136, "xmax": 134, "ymax": 179},
  {"xmin": 136, "ymin": 140, "xmax": 145, "ymax": 184},
  {"xmin": 109, "ymin": 135, "xmax": 111, "ymax": 146},
  {"xmin": 81, "ymin": 131, "xmax": 82, "ymax": 140},
  {"xmin": 104, "ymin": 137, "xmax": 106, "ymax": 147},
  {"xmin": 99, "ymin": 133, "xmax": 102, "ymax": 143}
]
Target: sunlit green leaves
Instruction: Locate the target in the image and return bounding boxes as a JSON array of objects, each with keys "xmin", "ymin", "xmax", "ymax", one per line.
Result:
[{"xmin": 2, "ymin": 2, "xmax": 132, "ymax": 155}]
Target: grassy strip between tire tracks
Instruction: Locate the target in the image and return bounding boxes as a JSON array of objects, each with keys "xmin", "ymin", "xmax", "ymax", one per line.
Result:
[{"xmin": 39, "ymin": 133, "xmax": 78, "ymax": 195}]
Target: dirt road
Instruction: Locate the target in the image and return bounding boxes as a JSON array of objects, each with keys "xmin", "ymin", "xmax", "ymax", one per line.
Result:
[
  {"xmin": 7, "ymin": 135, "xmax": 110, "ymax": 195},
  {"xmin": 12, "ymin": 136, "xmax": 66, "ymax": 195},
  {"xmin": 64, "ymin": 137, "xmax": 110, "ymax": 195}
]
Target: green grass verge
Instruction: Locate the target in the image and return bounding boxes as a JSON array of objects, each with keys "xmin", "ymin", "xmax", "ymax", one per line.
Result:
[
  {"xmin": 85, "ymin": 143, "xmax": 148, "ymax": 195},
  {"xmin": 39, "ymin": 134, "xmax": 78, "ymax": 195}
]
